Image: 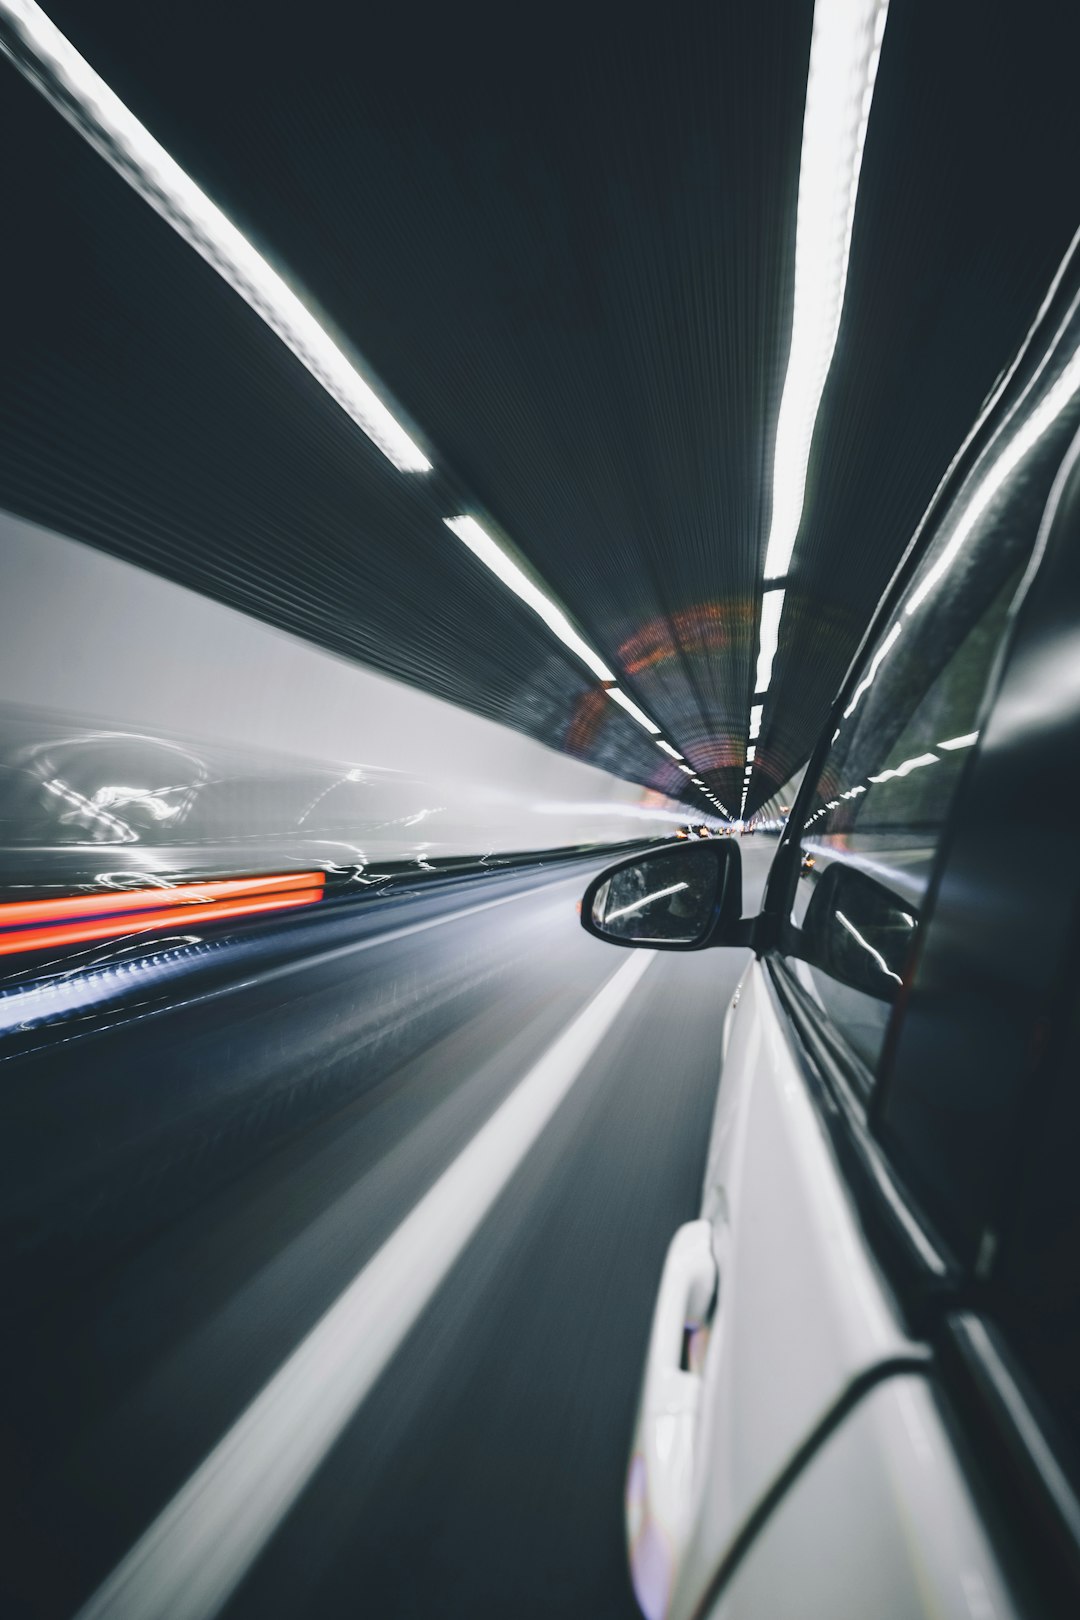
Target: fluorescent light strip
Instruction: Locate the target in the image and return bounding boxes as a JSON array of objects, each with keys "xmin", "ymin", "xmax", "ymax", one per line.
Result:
[
  {"xmin": 447, "ymin": 518, "xmax": 672, "ymax": 746},
  {"xmin": 762, "ymin": 0, "xmax": 889, "ymax": 580},
  {"xmin": 0, "ymin": 6, "xmax": 701, "ymax": 780},
  {"xmin": 656, "ymin": 741, "xmax": 684, "ymax": 760},
  {"xmin": 747, "ymin": 0, "xmax": 889, "ymax": 790},
  {"xmin": 748, "ymin": 704, "xmax": 764, "ymax": 742},
  {"xmin": 0, "ymin": 3, "xmax": 699, "ymax": 778},
  {"xmin": 753, "ymin": 589, "xmax": 787, "ymax": 695},
  {"xmin": 0, "ymin": 2, "xmax": 431, "ymax": 473},
  {"xmin": 677, "ymin": 763, "xmax": 694, "ymax": 775},
  {"xmin": 605, "ymin": 687, "xmax": 662, "ymax": 735},
  {"xmin": 445, "ymin": 517, "xmax": 615, "ymax": 683},
  {"xmin": 938, "ymin": 732, "xmax": 978, "ymax": 751}
]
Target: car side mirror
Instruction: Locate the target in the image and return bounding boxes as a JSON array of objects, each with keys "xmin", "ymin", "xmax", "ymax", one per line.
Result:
[
  {"xmin": 800, "ymin": 859, "xmax": 917, "ymax": 1000},
  {"xmin": 580, "ymin": 840, "xmax": 743, "ymax": 950}
]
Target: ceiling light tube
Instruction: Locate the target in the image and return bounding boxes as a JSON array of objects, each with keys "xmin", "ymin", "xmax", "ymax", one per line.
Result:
[
  {"xmin": 753, "ymin": 589, "xmax": 787, "ymax": 695},
  {"xmin": 656, "ymin": 741, "xmax": 684, "ymax": 760},
  {"xmin": 761, "ymin": 0, "xmax": 889, "ymax": 581},
  {"xmin": 605, "ymin": 687, "xmax": 662, "ymax": 735},
  {"xmin": 747, "ymin": 0, "xmax": 889, "ymax": 762},
  {"xmin": 445, "ymin": 517, "xmax": 615, "ymax": 683},
  {"xmin": 0, "ymin": 1, "xmax": 432, "ymax": 473}
]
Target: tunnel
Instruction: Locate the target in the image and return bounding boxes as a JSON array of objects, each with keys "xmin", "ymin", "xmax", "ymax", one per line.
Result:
[{"xmin": 2, "ymin": 4, "xmax": 1080, "ymax": 1618}]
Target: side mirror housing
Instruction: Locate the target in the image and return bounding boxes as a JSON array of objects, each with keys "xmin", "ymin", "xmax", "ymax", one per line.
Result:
[{"xmin": 580, "ymin": 840, "xmax": 744, "ymax": 950}]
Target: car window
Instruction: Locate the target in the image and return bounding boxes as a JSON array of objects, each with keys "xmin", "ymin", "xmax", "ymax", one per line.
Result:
[
  {"xmin": 783, "ymin": 536, "xmax": 1028, "ymax": 1080},
  {"xmin": 778, "ymin": 296, "xmax": 1080, "ymax": 1086},
  {"xmin": 989, "ymin": 945, "xmax": 1080, "ymax": 1487}
]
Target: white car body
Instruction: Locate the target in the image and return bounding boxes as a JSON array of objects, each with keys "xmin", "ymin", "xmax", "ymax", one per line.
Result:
[{"xmin": 628, "ymin": 957, "xmax": 1019, "ymax": 1619}]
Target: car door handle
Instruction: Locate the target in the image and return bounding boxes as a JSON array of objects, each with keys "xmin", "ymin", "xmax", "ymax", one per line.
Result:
[{"xmin": 627, "ymin": 1219, "xmax": 718, "ymax": 1620}]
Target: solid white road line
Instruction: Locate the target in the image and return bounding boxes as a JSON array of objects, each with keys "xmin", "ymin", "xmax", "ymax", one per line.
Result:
[{"xmin": 77, "ymin": 948, "xmax": 658, "ymax": 1620}]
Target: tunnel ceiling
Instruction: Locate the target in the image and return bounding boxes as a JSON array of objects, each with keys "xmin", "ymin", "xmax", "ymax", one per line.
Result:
[{"xmin": 2, "ymin": 2, "xmax": 1079, "ymax": 815}]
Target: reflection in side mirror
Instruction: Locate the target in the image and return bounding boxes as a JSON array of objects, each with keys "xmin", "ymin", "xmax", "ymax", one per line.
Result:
[
  {"xmin": 800, "ymin": 859, "xmax": 917, "ymax": 1000},
  {"xmin": 580, "ymin": 841, "xmax": 742, "ymax": 951}
]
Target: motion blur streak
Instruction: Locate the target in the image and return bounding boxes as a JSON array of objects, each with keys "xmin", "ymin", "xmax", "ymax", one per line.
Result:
[
  {"xmin": 0, "ymin": 870, "xmax": 560, "ymax": 1038},
  {"xmin": 0, "ymin": 883, "xmax": 325, "ymax": 956},
  {"xmin": 76, "ymin": 951, "xmax": 656, "ymax": 1620},
  {"xmin": 0, "ymin": 873, "xmax": 326, "ymax": 955},
  {"xmin": 747, "ymin": 0, "xmax": 889, "ymax": 810},
  {"xmin": 0, "ymin": 3, "xmax": 431, "ymax": 472},
  {"xmin": 607, "ymin": 688, "xmax": 663, "ymax": 736},
  {"xmin": 4, "ymin": 845, "xmax": 769, "ymax": 1616},
  {"xmin": 0, "ymin": 873, "xmax": 325, "ymax": 926},
  {"xmin": 443, "ymin": 516, "xmax": 617, "ymax": 685},
  {"xmin": 0, "ymin": 518, "xmax": 690, "ymax": 854},
  {"xmin": 760, "ymin": 0, "xmax": 890, "ymax": 583}
]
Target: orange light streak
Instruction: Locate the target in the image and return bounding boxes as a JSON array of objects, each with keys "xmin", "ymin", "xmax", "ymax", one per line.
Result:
[
  {"xmin": 0, "ymin": 873, "xmax": 326, "ymax": 957},
  {"xmin": 0, "ymin": 870, "xmax": 324, "ymax": 927}
]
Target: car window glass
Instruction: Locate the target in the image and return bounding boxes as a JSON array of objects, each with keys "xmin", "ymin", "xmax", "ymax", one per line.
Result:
[
  {"xmin": 780, "ymin": 300, "xmax": 1080, "ymax": 1085},
  {"xmin": 786, "ymin": 551, "xmax": 1024, "ymax": 1079},
  {"xmin": 992, "ymin": 962, "xmax": 1080, "ymax": 1487}
]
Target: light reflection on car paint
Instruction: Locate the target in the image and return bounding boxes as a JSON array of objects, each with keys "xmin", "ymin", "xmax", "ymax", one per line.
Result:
[{"xmin": 626, "ymin": 1450, "xmax": 674, "ymax": 1620}]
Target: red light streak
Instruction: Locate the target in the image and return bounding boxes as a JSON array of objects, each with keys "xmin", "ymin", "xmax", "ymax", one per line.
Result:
[{"xmin": 0, "ymin": 872, "xmax": 326, "ymax": 957}]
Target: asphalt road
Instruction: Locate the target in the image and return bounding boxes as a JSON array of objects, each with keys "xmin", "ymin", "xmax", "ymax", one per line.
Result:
[{"xmin": 0, "ymin": 841, "xmax": 774, "ymax": 1620}]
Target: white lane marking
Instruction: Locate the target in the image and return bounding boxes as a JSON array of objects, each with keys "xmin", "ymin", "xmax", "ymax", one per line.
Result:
[{"xmin": 77, "ymin": 948, "xmax": 657, "ymax": 1620}]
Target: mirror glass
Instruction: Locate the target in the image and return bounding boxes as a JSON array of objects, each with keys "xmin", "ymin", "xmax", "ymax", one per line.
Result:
[{"xmin": 589, "ymin": 845, "xmax": 720, "ymax": 945}]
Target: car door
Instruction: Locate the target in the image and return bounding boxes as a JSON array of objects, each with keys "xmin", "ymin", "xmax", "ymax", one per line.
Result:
[
  {"xmin": 703, "ymin": 1369, "xmax": 1026, "ymax": 1620},
  {"xmin": 690, "ymin": 386, "xmax": 1080, "ymax": 1620},
  {"xmin": 628, "ymin": 244, "xmax": 1080, "ymax": 1620}
]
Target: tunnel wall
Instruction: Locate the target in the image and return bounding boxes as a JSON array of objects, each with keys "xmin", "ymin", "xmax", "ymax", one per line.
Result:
[{"xmin": 0, "ymin": 512, "xmax": 702, "ymax": 867}]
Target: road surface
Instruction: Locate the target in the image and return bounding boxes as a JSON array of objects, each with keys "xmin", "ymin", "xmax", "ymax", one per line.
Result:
[{"xmin": 0, "ymin": 843, "xmax": 773, "ymax": 1620}]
